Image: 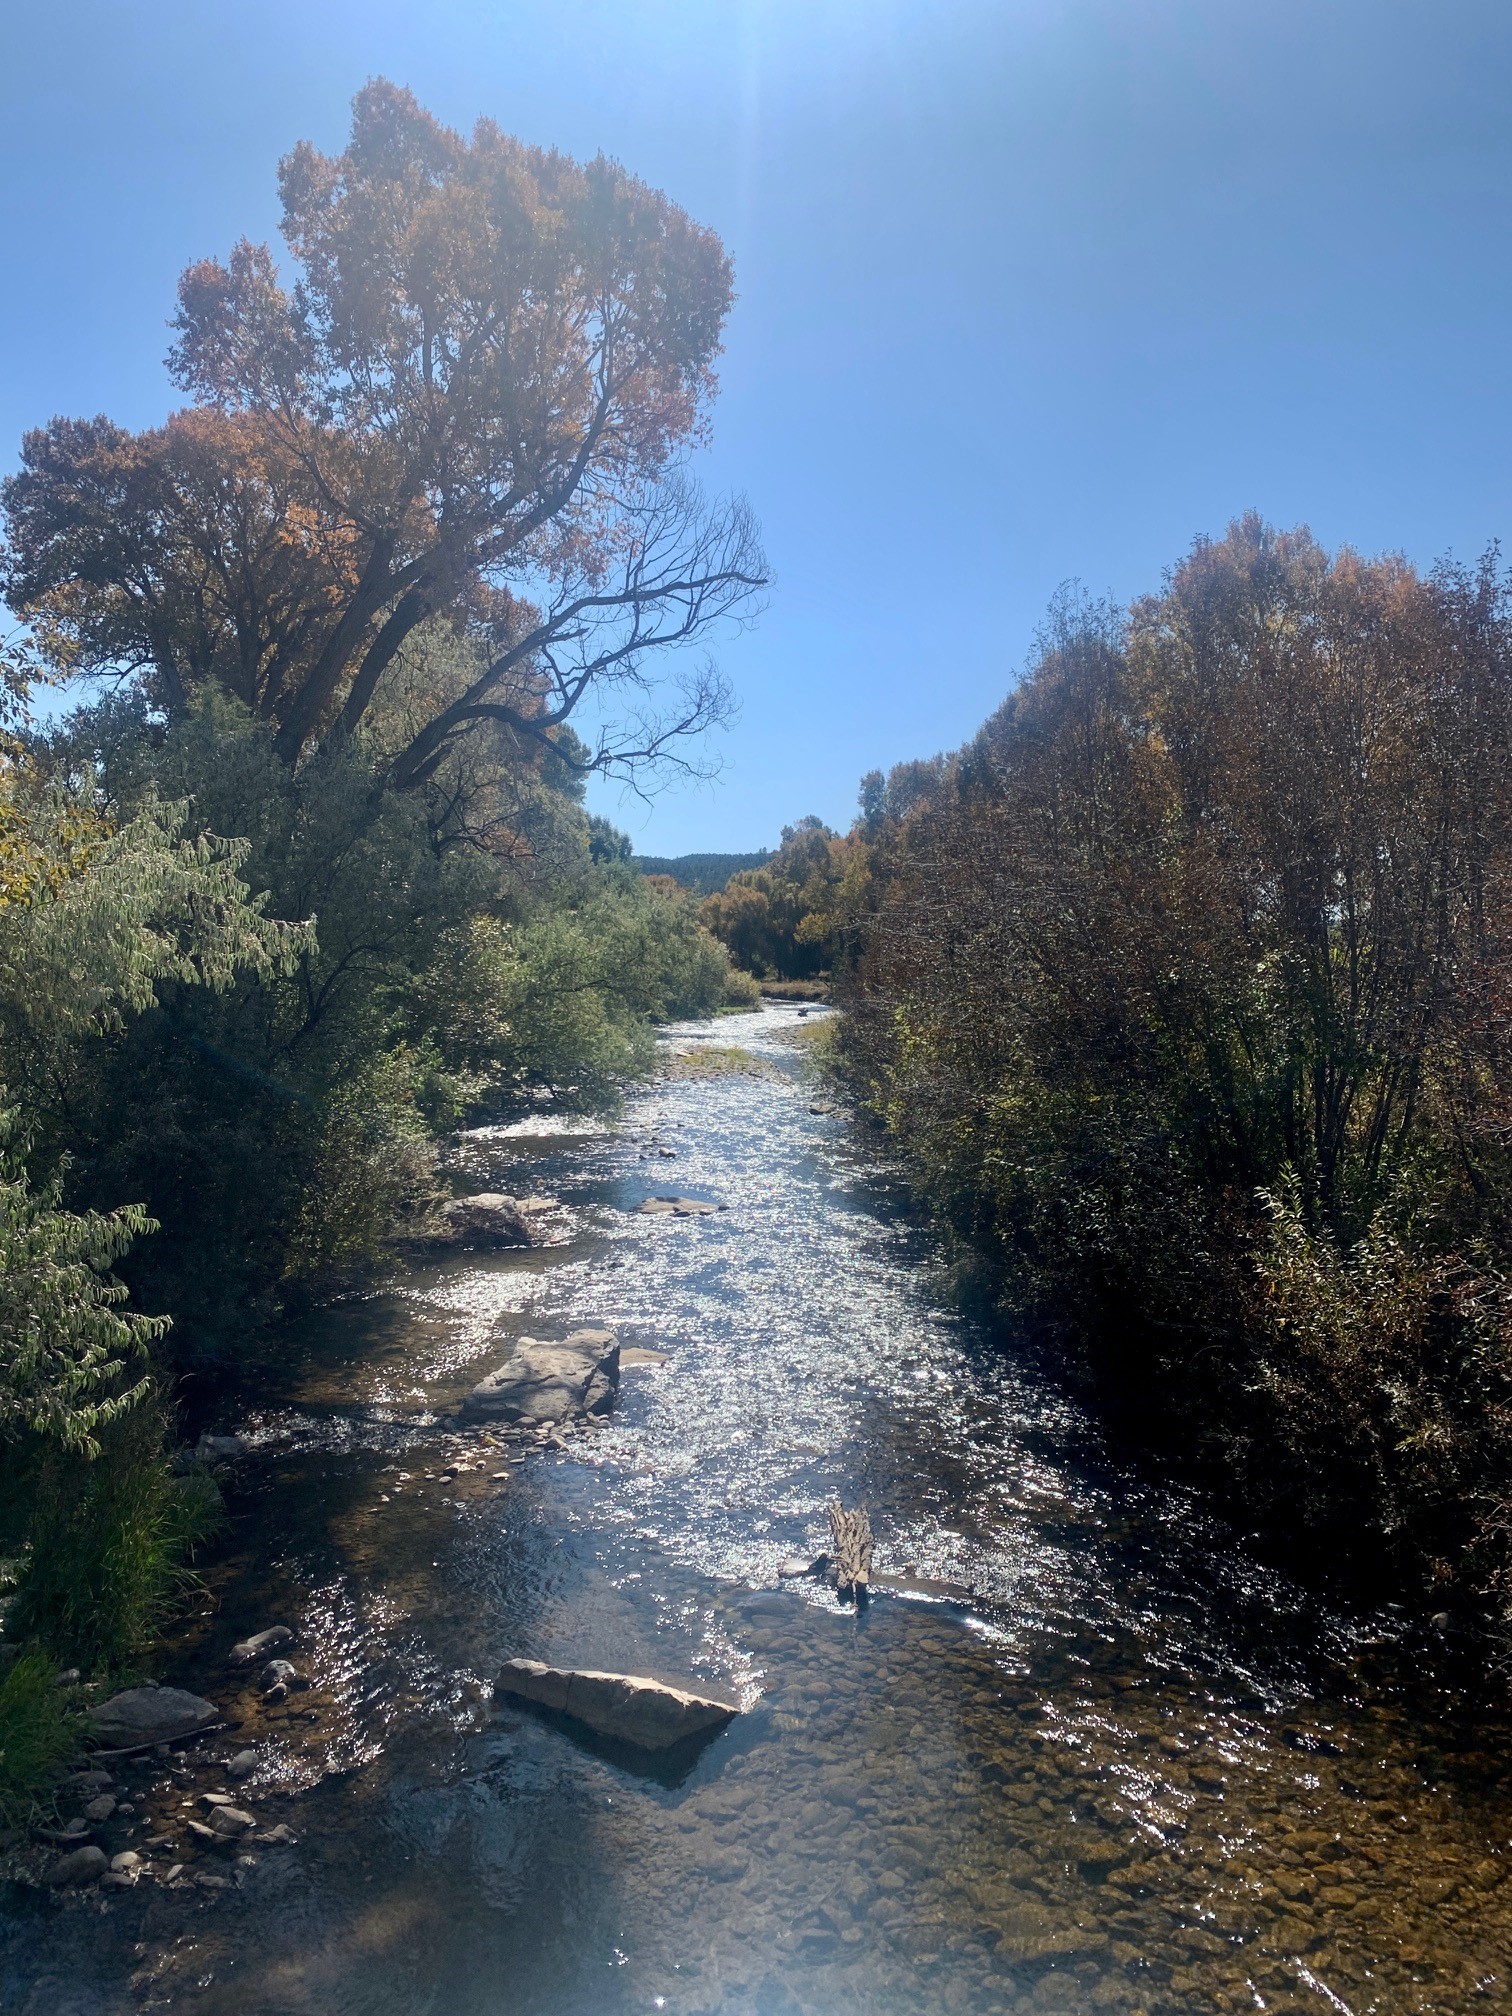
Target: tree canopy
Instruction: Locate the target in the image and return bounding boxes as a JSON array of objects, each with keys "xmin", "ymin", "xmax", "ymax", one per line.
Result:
[{"xmin": 1, "ymin": 82, "xmax": 766, "ymax": 787}]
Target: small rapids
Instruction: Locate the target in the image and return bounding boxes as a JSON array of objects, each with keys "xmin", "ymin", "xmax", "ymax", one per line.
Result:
[{"xmin": 6, "ymin": 1004, "xmax": 1511, "ymax": 2016}]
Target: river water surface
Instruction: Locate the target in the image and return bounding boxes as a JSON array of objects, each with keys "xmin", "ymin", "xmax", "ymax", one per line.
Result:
[{"xmin": 8, "ymin": 1004, "xmax": 1512, "ymax": 2016}]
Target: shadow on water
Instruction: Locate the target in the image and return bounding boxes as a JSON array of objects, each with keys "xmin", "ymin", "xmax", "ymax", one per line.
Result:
[
  {"xmin": 492, "ymin": 1700, "xmax": 756, "ymax": 1790},
  {"xmin": 5, "ymin": 1005, "xmax": 1512, "ymax": 2016}
]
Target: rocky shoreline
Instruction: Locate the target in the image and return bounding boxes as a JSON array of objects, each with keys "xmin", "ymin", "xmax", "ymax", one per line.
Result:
[{"xmin": 5, "ymin": 1157, "xmax": 736, "ymax": 1910}]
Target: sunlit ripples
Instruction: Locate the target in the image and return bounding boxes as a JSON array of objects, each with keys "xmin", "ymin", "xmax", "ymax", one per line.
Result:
[{"xmin": 15, "ymin": 1006, "xmax": 1512, "ymax": 2016}]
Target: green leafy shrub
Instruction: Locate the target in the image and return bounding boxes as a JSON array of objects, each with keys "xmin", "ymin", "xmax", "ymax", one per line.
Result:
[
  {"xmin": 285, "ymin": 1045, "xmax": 440, "ymax": 1276},
  {"xmin": 0, "ymin": 1105, "xmax": 163, "ymax": 1454}
]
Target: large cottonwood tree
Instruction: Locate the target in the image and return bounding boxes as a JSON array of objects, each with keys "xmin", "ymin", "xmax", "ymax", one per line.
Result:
[{"xmin": 1, "ymin": 82, "xmax": 765, "ymax": 785}]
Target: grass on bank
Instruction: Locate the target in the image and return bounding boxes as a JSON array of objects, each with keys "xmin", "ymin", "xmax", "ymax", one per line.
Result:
[
  {"xmin": 3, "ymin": 1411, "xmax": 221, "ymax": 1675},
  {"xmin": 0, "ymin": 1652, "xmax": 80, "ymax": 1829}
]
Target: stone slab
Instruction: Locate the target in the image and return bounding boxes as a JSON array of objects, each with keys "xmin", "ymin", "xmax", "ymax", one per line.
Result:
[
  {"xmin": 496, "ymin": 1658, "xmax": 739, "ymax": 1750},
  {"xmin": 89, "ymin": 1685, "xmax": 219, "ymax": 1750}
]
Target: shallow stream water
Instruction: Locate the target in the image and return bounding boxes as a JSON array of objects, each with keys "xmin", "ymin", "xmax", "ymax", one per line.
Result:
[{"xmin": 6, "ymin": 1004, "xmax": 1512, "ymax": 2015}]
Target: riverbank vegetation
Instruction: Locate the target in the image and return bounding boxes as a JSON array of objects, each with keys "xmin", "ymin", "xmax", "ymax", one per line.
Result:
[
  {"xmin": 0, "ymin": 82, "xmax": 757, "ymax": 1807},
  {"xmin": 837, "ymin": 518, "xmax": 1512, "ymax": 1663}
]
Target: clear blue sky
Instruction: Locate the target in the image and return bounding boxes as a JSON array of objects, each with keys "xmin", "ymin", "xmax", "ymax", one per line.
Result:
[{"xmin": 3, "ymin": 1, "xmax": 1511, "ymax": 853}]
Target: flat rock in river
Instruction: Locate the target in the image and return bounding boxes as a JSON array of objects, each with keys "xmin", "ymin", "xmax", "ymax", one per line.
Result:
[
  {"xmin": 89, "ymin": 1685, "xmax": 219, "ymax": 1749},
  {"xmin": 461, "ymin": 1330, "xmax": 619, "ymax": 1425},
  {"xmin": 496, "ymin": 1658, "xmax": 739, "ymax": 1750},
  {"xmin": 636, "ymin": 1195, "xmax": 719, "ymax": 1216}
]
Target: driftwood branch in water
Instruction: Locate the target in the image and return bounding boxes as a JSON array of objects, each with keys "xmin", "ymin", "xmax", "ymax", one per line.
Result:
[{"xmin": 827, "ymin": 1504, "xmax": 872, "ymax": 1598}]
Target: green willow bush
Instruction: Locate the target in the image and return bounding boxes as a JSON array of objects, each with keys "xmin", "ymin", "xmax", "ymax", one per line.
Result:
[
  {"xmin": 26, "ymin": 686, "xmax": 735, "ymax": 1351},
  {"xmin": 840, "ymin": 518, "xmax": 1512, "ymax": 1644}
]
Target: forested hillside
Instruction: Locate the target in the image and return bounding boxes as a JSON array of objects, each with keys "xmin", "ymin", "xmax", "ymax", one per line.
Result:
[
  {"xmin": 837, "ymin": 517, "xmax": 1512, "ymax": 1653},
  {"xmin": 635, "ymin": 851, "xmax": 769, "ymax": 894}
]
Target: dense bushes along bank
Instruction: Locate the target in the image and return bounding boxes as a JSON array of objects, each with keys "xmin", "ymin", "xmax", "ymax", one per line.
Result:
[{"xmin": 837, "ymin": 518, "xmax": 1512, "ymax": 1667}]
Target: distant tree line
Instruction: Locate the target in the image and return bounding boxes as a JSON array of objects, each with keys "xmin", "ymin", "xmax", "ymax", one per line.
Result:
[
  {"xmin": 835, "ymin": 518, "xmax": 1512, "ymax": 1658},
  {"xmin": 636, "ymin": 850, "xmax": 770, "ymax": 895},
  {"xmin": 698, "ymin": 818, "xmax": 854, "ymax": 979}
]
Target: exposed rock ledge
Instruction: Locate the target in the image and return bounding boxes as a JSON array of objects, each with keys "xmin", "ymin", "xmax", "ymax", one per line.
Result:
[
  {"xmin": 89, "ymin": 1685, "xmax": 219, "ymax": 1751},
  {"xmin": 495, "ymin": 1658, "xmax": 740, "ymax": 1750},
  {"xmin": 460, "ymin": 1329, "xmax": 619, "ymax": 1426},
  {"xmin": 636, "ymin": 1195, "xmax": 721, "ymax": 1217}
]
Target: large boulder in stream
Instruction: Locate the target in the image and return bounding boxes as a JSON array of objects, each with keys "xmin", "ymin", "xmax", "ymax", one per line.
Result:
[
  {"xmin": 495, "ymin": 1658, "xmax": 739, "ymax": 1750},
  {"xmin": 48, "ymin": 1845, "xmax": 108, "ymax": 1887},
  {"xmin": 434, "ymin": 1193, "xmax": 561, "ymax": 1248},
  {"xmin": 461, "ymin": 1330, "xmax": 619, "ymax": 1426},
  {"xmin": 89, "ymin": 1685, "xmax": 219, "ymax": 1750}
]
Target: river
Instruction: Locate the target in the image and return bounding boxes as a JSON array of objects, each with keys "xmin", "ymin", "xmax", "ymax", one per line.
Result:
[{"xmin": 6, "ymin": 1003, "xmax": 1511, "ymax": 2016}]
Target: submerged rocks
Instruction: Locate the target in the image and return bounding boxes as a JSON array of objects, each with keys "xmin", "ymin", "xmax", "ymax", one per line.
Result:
[
  {"xmin": 636, "ymin": 1195, "xmax": 720, "ymax": 1217},
  {"xmin": 36, "ymin": 1818, "xmax": 92, "ymax": 1846},
  {"xmin": 434, "ymin": 1193, "xmax": 562, "ymax": 1248},
  {"xmin": 206, "ymin": 1805, "xmax": 256, "ymax": 1838},
  {"xmin": 63, "ymin": 1768, "xmax": 112, "ymax": 1793},
  {"xmin": 196, "ymin": 1432, "xmax": 250, "ymax": 1462},
  {"xmin": 227, "ymin": 1626, "xmax": 294, "ymax": 1668},
  {"xmin": 89, "ymin": 1685, "xmax": 219, "ymax": 1750},
  {"xmin": 461, "ymin": 1330, "xmax": 619, "ymax": 1426},
  {"xmin": 496, "ymin": 1658, "xmax": 740, "ymax": 1751},
  {"xmin": 871, "ymin": 1569, "xmax": 976, "ymax": 1603}
]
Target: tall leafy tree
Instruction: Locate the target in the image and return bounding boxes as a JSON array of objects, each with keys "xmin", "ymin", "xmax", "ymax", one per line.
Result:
[{"xmin": 1, "ymin": 82, "xmax": 765, "ymax": 786}]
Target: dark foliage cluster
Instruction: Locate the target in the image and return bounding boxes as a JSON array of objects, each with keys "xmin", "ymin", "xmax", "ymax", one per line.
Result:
[
  {"xmin": 636, "ymin": 850, "xmax": 771, "ymax": 894},
  {"xmin": 838, "ymin": 518, "xmax": 1512, "ymax": 1652}
]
